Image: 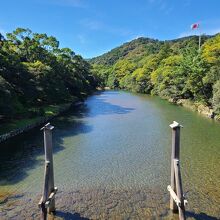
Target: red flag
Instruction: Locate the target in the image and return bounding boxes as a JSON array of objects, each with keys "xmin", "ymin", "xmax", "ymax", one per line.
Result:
[{"xmin": 191, "ymin": 23, "xmax": 199, "ymax": 30}]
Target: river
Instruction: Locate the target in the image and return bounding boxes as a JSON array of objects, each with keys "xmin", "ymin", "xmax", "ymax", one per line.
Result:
[{"xmin": 0, "ymin": 90, "xmax": 220, "ymax": 219}]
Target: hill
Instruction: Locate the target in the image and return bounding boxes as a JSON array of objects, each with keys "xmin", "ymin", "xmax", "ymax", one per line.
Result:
[
  {"xmin": 90, "ymin": 35, "xmax": 211, "ymax": 66},
  {"xmin": 90, "ymin": 37, "xmax": 160, "ymax": 65},
  {"xmin": 90, "ymin": 34, "xmax": 220, "ymax": 119}
]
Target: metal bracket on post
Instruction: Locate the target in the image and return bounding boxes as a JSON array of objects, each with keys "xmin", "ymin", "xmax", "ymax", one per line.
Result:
[{"xmin": 39, "ymin": 123, "xmax": 57, "ymax": 219}]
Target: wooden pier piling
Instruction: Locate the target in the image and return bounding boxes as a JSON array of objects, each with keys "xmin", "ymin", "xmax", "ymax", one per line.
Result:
[
  {"xmin": 41, "ymin": 161, "xmax": 50, "ymax": 219},
  {"xmin": 39, "ymin": 123, "xmax": 57, "ymax": 220},
  {"xmin": 174, "ymin": 159, "xmax": 186, "ymax": 220},
  {"xmin": 168, "ymin": 121, "xmax": 187, "ymax": 220}
]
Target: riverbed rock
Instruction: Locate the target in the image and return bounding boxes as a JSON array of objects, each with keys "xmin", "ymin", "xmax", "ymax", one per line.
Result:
[
  {"xmin": 197, "ymin": 104, "xmax": 214, "ymax": 118},
  {"xmin": 176, "ymin": 99, "xmax": 198, "ymax": 111}
]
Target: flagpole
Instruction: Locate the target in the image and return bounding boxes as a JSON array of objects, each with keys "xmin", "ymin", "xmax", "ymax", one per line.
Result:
[
  {"xmin": 198, "ymin": 27, "xmax": 201, "ymax": 52},
  {"xmin": 199, "ymin": 34, "xmax": 201, "ymax": 51},
  {"xmin": 191, "ymin": 22, "xmax": 201, "ymax": 52}
]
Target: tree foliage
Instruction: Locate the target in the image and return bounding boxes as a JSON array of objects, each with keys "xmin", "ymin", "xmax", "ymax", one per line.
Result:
[
  {"xmin": 91, "ymin": 34, "xmax": 220, "ymax": 116},
  {"xmin": 0, "ymin": 28, "xmax": 97, "ymax": 121}
]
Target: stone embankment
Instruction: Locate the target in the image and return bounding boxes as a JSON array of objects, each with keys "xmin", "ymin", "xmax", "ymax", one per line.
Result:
[{"xmin": 169, "ymin": 98, "xmax": 216, "ymax": 119}]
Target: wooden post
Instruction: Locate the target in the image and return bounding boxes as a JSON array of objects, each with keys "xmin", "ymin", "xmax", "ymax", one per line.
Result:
[
  {"xmin": 174, "ymin": 159, "xmax": 186, "ymax": 220},
  {"xmin": 41, "ymin": 161, "xmax": 50, "ymax": 220},
  {"xmin": 167, "ymin": 185, "xmax": 181, "ymax": 207},
  {"xmin": 41, "ymin": 123, "xmax": 55, "ymax": 213},
  {"xmin": 169, "ymin": 121, "xmax": 182, "ymax": 212}
]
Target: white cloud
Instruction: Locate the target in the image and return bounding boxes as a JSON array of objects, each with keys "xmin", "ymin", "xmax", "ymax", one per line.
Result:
[
  {"xmin": 148, "ymin": 0, "xmax": 156, "ymax": 3},
  {"xmin": 203, "ymin": 28, "xmax": 220, "ymax": 35},
  {"xmin": 134, "ymin": 35, "xmax": 144, "ymax": 39},
  {"xmin": 107, "ymin": 27, "xmax": 132, "ymax": 37},
  {"xmin": 77, "ymin": 34, "xmax": 87, "ymax": 44},
  {"xmin": 125, "ymin": 35, "xmax": 145, "ymax": 43},
  {"xmin": 52, "ymin": 0, "xmax": 87, "ymax": 8},
  {"xmin": 183, "ymin": 0, "xmax": 191, "ymax": 8},
  {"xmin": 159, "ymin": 2, "xmax": 167, "ymax": 11},
  {"xmin": 80, "ymin": 19, "xmax": 103, "ymax": 30},
  {"xmin": 178, "ymin": 31, "xmax": 193, "ymax": 38},
  {"xmin": 147, "ymin": 0, "xmax": 173, "ymax": 15},
  {"xmin": 164, "ymin": 6, "xmax": 173, "ymax": 15},
  {"xmin": 80, "ymin": 18, "xmax": 132, "ymax": 37}
]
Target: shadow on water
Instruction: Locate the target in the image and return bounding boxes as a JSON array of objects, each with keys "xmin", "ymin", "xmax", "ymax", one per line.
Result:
[
  {"xmin": 0, "ymin": 130, "xmax": 45, "ymax": 186},
  {"xmin": 186, "ymin": 211, "xmax": 219, "ymax": 220},
  {"xmin": 55, "ymin": 211, "xmax": 90, "ymax": 220},
  {"xmin": 83, "ymin": 96, "xmax": 135, "ymax": 117},
  {"xmin": 0, "ymin": 107, "xmax": 91, "ymax": 186},
  {"xmin": 0, "ymin": 93, "xmax": 134, "ymax": 186}
]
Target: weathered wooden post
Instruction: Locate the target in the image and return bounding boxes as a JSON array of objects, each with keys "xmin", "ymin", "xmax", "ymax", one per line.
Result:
[
  {"xmin": 168, "ymin": 121, "xmax": 186, "ymax": 220},
  {"xmin": 39, "ymin": 123, "xmax": 57, "ymax": 219},
  {"xmin": 170, "ymin": 121, "xmax": 181, "ymax": 212},
  {"xmin": 42, "ymin": 123, "xmax": 55, "ymax": 213},
  {"xmin": 41, "ymin": 161, "xmax": 50, "ymax": 220},
  {"xmin": 174, "ymin": 159, "xmax": 186, "ymax": 220}
]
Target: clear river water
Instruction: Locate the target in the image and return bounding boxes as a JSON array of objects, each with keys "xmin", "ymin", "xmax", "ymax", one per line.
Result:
[{"xmin": 0, "ymin": 90, "xmax": 220, "ymax": 219}]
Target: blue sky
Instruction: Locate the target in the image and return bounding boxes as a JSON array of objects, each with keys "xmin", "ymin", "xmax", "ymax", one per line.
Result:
[{"xmin": 0, "ymin": 0, "xmax": 220, "ymax": 58}]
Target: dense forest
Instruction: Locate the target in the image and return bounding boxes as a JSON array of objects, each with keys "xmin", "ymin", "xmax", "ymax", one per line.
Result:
[
  {"xmin": 91, "ymin": 34, "xmax": 220, "ymax": 119},
  {"xmin": 1, "ymin": 28, "xmax": 220, "ymax": 126},
  {"xmin": 0, "ymin": 28, "xmax": 97, "ymax": 123}
]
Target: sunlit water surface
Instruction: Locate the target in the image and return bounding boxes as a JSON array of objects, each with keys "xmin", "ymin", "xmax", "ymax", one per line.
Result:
[{"xmin": 0, "ymin": 91, "xmax": 220, "ymax": 219}]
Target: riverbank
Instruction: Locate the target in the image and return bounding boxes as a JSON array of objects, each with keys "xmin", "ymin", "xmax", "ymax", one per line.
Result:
[
  {"xmin": 167, "ymin": 98, "xmax": 218, "ymax": 120},
  {"xmin": 123, "ymin": 88, "xmax": 218, "ymax": 121},
  {"xmin": 0, "ymin": 99, "xmax": 83, "ymax": 144}
]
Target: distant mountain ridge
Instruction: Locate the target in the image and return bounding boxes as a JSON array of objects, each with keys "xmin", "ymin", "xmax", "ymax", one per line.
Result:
[{"xmin": 89, "ymin": 35, "xmax": 212, "ymax": 65}]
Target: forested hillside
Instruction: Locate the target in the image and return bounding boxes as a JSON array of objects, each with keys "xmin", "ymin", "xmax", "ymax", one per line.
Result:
[
  {"xmin": 0, "ymin": 28, "xmax": 97, "ymax": 123},
  {"xmin": 91, "ymin": 34, "xmax": 220, "ymax": 118}
]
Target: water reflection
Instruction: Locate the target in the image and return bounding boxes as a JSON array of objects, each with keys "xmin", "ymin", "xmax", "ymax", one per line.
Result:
[
  {"xmin": 82, "ymin": 92, "xmax": 135, "ymax": 117},
  {"xmin": 0, "ymin": 92, "xmax": 135, "ymax": 187},
  {"xmin": 0, "ymin": 131, "xmax": 44, "ymax": 186},
  {"xmin": 0, "ymin": 107, "xmax": 91, "ymax": 186}
]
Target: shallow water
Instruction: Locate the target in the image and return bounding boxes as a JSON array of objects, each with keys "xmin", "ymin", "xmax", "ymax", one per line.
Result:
[{"xmin": 0, "ymin": 91, "xmax": 220, "ymax": 219}]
